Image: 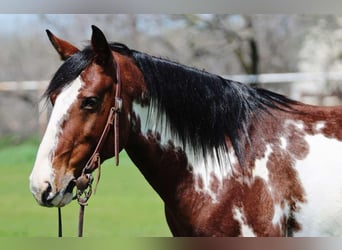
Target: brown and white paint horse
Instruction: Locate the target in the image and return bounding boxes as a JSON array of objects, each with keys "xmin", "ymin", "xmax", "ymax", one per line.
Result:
[{"xmin": 30, "ymin": 26, "xmax": 342, "ymax": 236}]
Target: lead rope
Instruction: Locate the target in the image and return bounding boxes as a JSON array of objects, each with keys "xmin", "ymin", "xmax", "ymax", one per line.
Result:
[
  {"xmin": 57, "ymin": 54, "xmax": 122, "ymax": 237},
  {"xmin": 75, "ymin": 173, "xmax": 94, "ymax": 237},
  {"xmin": 58, "ymin": 207, "xmax": 62, "ymax": 237}
]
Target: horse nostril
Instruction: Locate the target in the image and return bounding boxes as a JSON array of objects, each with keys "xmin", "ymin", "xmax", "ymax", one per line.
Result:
[{"xmin": 41, "ymin": 182, "xmax": 53, "ymax": 204}]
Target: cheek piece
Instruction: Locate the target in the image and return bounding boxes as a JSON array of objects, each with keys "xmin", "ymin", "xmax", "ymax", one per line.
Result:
[{"xmin": 59, "ymin": 54, "xmax": 122, "ymax": 237}]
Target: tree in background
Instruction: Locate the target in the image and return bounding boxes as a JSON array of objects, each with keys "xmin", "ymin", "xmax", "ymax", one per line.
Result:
[{"xmin": 1, "ymin": 14, "xmax": 342, "ymax": 140}]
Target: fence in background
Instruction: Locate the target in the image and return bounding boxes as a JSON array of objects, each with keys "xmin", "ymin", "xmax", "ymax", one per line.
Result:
[
  {"xmin": 0, "ymin": 72, "xmax": 342, "ymax": 136},
  {"xmin": 226, "ymin": 72, "xmax": 342, "ymax": 84},
  {"xmin": 0, "ymin": 80, "xmax": 48, "ymax": 137}
]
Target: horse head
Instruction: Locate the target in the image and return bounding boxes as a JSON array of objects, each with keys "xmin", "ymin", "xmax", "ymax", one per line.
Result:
[{"xmin": 29, "ymin": 26, "xmax": 143, "ymax": 207}]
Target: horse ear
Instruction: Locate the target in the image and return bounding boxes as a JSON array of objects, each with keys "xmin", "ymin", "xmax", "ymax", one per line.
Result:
[
  {"xmin": 46, "ymin": 30, "xmax": 79, "ymax": 61},
  {"xmin": 91, "ymin": 25, "xmax": 114, "ymax": 66}
]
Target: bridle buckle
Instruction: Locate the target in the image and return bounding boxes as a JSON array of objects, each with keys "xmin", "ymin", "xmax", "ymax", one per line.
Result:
[{"xmin": 114, "ymin": 97, "xmax": 122, "ymax": 113}]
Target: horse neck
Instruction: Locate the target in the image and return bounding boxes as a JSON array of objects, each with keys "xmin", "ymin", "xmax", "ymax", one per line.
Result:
[
  {"xmin": 123, "ymin": 98, "xmax": 292, "ymax": 203},
  {"xmin": 123, "ymin": 101, "xmax": 246, "ymax": 208},
  {"xmin": 124, "ymin": 120, "xmax": 194, "ymax": 205}
]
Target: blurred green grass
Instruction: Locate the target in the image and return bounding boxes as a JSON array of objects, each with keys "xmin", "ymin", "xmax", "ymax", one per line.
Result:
[{"xmin": 0, "ymin": 137, "xmax": 171, "ymax": 237}]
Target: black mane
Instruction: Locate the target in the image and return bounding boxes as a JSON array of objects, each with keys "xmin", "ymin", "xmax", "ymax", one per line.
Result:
[
  {"xmin": 46, "ymin": 42, "xmax": 296, "ymax": 166},
  {"xmin": 131, "ymin": 51, "xmax": 297, "ymax": 165}
]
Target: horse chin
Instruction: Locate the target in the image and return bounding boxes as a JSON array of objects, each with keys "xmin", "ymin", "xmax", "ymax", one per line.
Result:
[
  {"xmin": 51, "ymin": 180, "xmax": 76, "ymax": 207},
  {"xmin": 51, "ymin": 192, "xmax": 74, "ymax": 207}
]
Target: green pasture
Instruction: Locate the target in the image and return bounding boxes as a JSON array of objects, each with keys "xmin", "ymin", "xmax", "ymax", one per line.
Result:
[{"xmin": 0, "ymin": 137, "xmax": 171, "ymax": 237}]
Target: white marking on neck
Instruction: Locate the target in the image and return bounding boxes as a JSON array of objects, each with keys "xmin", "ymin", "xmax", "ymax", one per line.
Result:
[
  {"xmin": 285, "ymin": 119, "xmax": 305, "ymax": 131},
  {"xmin": 232, "ymin": 207, "xmax": 256, "ymax": 237},
  {"xmin": 279, "ymin": 136, "xmax": 287, "ymax": 150},
  {"xmin": 272, "ymin": 202, "xmax": 290, "ymax": 226},
  {"xmin": 132, "ymin": 101, "xmax": 234, "ymax": 203},
  {"xmin": 315, "ymin": 121, "xmax": 326, "ymax": 133},
  {"xmin": 190, "ymin": 146, "xmax": 234, "ymax": 203},
  {"xmin": 253, "ymin": 144, "xmax": 272, "ymax": 184},
  {"xmin": 29, "ymin": 77, "xmax": 83, "ymax": 199}
]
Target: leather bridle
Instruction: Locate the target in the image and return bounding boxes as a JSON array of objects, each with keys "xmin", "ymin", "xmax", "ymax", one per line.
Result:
[{"xmin": 58, "ymin": 54, "xmax": 122, "ymax": 237}]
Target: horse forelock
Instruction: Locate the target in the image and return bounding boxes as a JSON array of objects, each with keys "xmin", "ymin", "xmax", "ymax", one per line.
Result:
[{"xmin": 45, "ymin": 42, "xmax": 132, "ymax": 101}]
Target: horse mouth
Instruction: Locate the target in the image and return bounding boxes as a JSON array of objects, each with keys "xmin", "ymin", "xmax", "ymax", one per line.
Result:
[
  {"xmin": 53, "ymin": 180, "xmax": 76, "ymax": 207},
  {"xmin": 40, "ymin": 179, "xmax": 76, "ymax": 207}
]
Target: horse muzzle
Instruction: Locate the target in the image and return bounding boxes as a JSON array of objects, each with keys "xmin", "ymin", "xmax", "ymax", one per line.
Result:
[{"xmin": 30, "ymin": 174, "xmax": 76, "ymax": 207}]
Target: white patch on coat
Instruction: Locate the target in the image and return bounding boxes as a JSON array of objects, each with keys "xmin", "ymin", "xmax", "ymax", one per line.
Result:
[
  {"xmin": 293, "ymin": 133, "xmax": 342, "ymax": 236},
  {"xmin": 189, "ymin": 146, "xmax": 234, "ymax": 202},
  {"xmin": 279, "ymin": 136, "xmax": 288, "ymax": 150},
  {"xmin": 132, "ymin": 101, "xmax": 234, "ymax": 202},
  {"xmin": 272, "ymin": 202, "xmax": 290, "ymax": 227},
  {"xmin": 29, "ymin": 77, "xmax": 83, "ymax": 205},
  {"xmin": 315, "ymin": 121, "xmax": 326, "ymax": 133},
  {"xmin": 281, "ymin": 119, "xmax": 342, "ymax": 236},
  {"xmin": 285, "ymin": 119, "xmax": 305, "ymax": 131},
  {"xmin": 252, "ymin": 144, "xmax": 272, "ymax": 184},
  {"xmin": 232, "ymin": 207, "xmax": 256, "ymax": 237}
]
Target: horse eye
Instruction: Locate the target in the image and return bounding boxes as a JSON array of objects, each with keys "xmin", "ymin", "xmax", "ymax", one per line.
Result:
[{"xmin": 81, "ymin": 97, "xmax": 100, "ymax": 110}]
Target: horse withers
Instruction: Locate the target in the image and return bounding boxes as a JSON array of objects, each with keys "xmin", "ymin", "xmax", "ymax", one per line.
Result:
[{"xmin": 29, "ymin": 25, "xmax": 342, "ymax": 236}]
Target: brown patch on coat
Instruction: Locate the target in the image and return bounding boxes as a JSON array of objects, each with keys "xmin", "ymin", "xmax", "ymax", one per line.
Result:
[
  {"xmin": 242, "ymin": 178, "xmax": 279, "ymax": 236},
  {"xmin": 285, "ymin": 124, "xmax": 309, "ymax": 160},
  {"xmin": 59, "ymin": 48, "xmax": 342, "ymax": 236},
  {"xmin": 294, "ymin": 104, "xmax": 342, "ymax": 140},
  {"xmin": 119, "ymin": 65, "xmax": 342, "ymax": 236}
]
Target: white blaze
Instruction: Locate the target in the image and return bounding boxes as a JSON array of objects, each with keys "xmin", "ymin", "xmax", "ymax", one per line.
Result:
[{"xmin": 29, "ymin": 77, "xmax": 83, "ymax": 203}]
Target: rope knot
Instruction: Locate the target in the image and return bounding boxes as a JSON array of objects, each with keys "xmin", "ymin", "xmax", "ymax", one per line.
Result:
[{"xmin": 75, "ymin": 173, "xmax": 94, "ymax": 206}]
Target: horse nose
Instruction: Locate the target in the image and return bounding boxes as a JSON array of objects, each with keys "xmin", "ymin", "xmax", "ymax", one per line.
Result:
[{"xmin": 41, "ymin": 182, "xmax": 55, "ymax": 206}]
